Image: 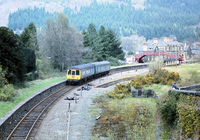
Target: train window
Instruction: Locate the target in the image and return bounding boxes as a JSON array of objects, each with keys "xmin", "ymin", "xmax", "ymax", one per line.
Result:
[
  {"xmin": 76, "ymin": 70, "xmax": 80, "ymax": 75},
  {"xmin": 68, "ymin": 70, "xmax": 71, "ymax": 75},
  {"xmin": 72, "ymin": 71, "xmax": 75, "ymax": 75}
]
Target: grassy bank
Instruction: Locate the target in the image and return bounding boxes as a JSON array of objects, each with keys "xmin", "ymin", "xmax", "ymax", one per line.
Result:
[
  {"xmin": 144, "ymin": 84, "xmax": 171, "ymax": 98},
  {"xmin": 0, "ymin": 76, "xmax": 66, "ymax": 118},
  {"xmin": 165, "ymin": 63, "xmax": 200, "ymax": 82}
]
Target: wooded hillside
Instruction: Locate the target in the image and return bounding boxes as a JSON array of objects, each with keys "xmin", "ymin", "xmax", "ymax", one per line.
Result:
[{"xmin": 7, "ymin": 0, "xmax": 200, "ymax": 41}]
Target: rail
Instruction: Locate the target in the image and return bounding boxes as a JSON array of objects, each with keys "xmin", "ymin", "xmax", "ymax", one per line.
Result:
[{"xmin": 6, "ymin": 86, "xmax": 75, "ymax": 140}]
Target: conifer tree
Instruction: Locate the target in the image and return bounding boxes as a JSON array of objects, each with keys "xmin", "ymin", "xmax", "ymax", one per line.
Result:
[
  {"xmin": 0, "ymin": 27, "xmax": 26, "ymax": 84},
  {"xmin": 20, "ymin": 22, "xmax": 38, "ymax": 73}
]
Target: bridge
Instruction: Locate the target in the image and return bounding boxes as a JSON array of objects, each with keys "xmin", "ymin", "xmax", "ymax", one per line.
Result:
[{"xmin": 135, "ymin": 52, "xmax": 184, "ymax": 63}]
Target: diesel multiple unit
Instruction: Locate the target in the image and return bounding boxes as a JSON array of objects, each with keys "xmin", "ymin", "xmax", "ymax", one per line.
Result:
[{"xmin": 67, "ymin": 61, "xmax": 110, "ymax": 83}]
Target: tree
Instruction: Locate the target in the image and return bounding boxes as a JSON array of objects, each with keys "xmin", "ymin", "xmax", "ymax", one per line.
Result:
[
  {"xmin": 82, "ymin": 25, "xmax": 125, "ymax": 62},
  {"xmin": 41, "ymin": 13, "xmax": 83, "ymax": 71},
  {"xmin": 106, "ymin": 29, "xmax": 125, "ymax": 60},
  {"xmin": 0, "ymin": 27, "xmax": 26, "ymax": 84},
  {"xmin": 20, "ymin": 22, "xmax": 39, "ymax": 73}
]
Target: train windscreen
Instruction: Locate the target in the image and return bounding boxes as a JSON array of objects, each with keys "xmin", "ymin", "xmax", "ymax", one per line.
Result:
[
  {"xmin": 76, "ymin": 70, "xmax": 80, "ymax": 75},
  {"xmin": 68, "ymin": 70, "xmax": 71, "ymax": 75}
]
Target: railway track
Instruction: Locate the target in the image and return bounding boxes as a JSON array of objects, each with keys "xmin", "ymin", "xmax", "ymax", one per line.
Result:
[
  {"xmin": 6, "ymin": 86, "xmax": 76, "ymax": 140},
  {"xmin": 96, "ymin": 76, "xmax": 136, "ymax": 88}
]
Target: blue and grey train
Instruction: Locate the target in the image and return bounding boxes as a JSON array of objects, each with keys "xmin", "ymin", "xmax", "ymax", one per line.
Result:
[{"xmin": 67, "ymin": 61, "xmax": 110, "ymax": 84}]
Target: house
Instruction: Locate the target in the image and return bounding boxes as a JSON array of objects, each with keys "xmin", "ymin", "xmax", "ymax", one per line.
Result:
[
  {"xmin": 135, "ymin": 36, "xmax": 192, "ymax": 63},
  {"xmin": 125, "ymin": 55, "xmax": 133, "ymax": 64}
]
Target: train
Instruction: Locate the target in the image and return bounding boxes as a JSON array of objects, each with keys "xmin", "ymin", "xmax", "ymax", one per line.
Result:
[{"xmin": 67, "ymin": 61, "xmax": 110, "ymax": 84}]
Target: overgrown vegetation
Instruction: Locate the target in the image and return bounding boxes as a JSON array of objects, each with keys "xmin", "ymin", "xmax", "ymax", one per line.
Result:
[
  {"xmin": 177, "ymin": 94, "xmax": 200, "ymax": 139},
  {"xmin": 92, "ymin": 97, "xmax": 157, "ymax": 139},
  {"xmin": 131, "ymin": 69, "xmax": 180, "ymax": 89},
  {"xmin": 106, "ymin": 69, "xmax": 180, "ymax": 99},
  {"xmin": 160, "ymin": 91, "xmax": 200, "ymax": 139},
  {"xmin": 0, "ymin": 66, "xmax": 16, "ymax": 101},
  {"xmin": 105, "ymin": 63, "xmax": 200, "ymax": 139},
  {"xmin": 106, "ymin": 83, "xmax": 131, "ymax": 99},
  {"xmin": 160, "ymin": 91, "xmax": 179, "ymax": 129}
]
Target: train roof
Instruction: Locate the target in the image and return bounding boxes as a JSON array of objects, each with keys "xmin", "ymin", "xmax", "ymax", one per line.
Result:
[
  {"xmin": 91, "ymin": 61, "xmax": 110, "ymax": 66},
  {"xmin": 68, "ymin": 61, "xmax": 110, "ymax": 70},
  {"xmin": 68, "ymin": 63, "xmax": 94, "ymax": 70}
]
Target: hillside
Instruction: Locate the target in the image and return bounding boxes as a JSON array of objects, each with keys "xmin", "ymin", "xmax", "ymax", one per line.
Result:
[
  {"xmin": 1, "ymin": 0, "xmax": 200, "ymax": 41},
  {"xmin": 0, "ymin": 0, "xmax": 130, "ymax": 26}
]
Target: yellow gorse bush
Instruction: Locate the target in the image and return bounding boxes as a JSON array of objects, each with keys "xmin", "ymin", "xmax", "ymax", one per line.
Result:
[{"xmin": 107, "ymin": 69, "xmax": 180, "ymax": 99}]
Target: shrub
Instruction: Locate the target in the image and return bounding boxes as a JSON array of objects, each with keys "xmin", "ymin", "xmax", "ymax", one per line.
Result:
[
  {"xmin": 106, "ymin": 83, "xmax": 131, "ymax": 99},
  {"xmin": 0, "ymin": 84, "xmax": 15, "ymax": 101},
  {"xmin": 130, "ymin": 69, "xmax": 180, "ymax": 89},
  {"xmin": 160, "ymin": 94, "xmax": 178, "ymax": 127},
  {"xmin": 0, "ymin": 66, "xmax": 16, "ymax": 101},
  {"xmin": 130, "ymin": 76, "xmax": 145, "ymax": 89},
  {"xmin": 177, "ymin": 94, "xmax": 200, "ymax": 139},
  {"xmin": 36, "ymin": 59, "xmax": 53, "ymax": 78},
  {"xmin": 149, "ymin": 60, "xmax": 164, "ymax": 73}
]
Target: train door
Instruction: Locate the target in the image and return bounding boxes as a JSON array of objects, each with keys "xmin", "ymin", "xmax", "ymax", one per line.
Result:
[{"xmin": 72, "ymin": 70, "xmax": 76, "ymax": 79}]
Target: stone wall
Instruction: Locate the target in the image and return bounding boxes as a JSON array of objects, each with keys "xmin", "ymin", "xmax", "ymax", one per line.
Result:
[
  {"xmin": 169, "ymin": 83, "xmax": 200, "ymax": 96},
  {"xmin": 180, "ymin": 83, "xmax": 200, "ymax": 91},
  {"xmin": 131, "ymin": 87, "xmax": 156, "ymax": 98},
  {"xmin": 0, "ymin": 80, "xmax": 67, "ymax": 140}
]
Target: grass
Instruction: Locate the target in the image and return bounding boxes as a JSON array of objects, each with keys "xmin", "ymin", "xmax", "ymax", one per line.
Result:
[
  {"xmin": 164, "ymin": 63, "xmax": 200, "ymax": 87},
  {"xmin": 0, "ymin": 76, "xmax": 66, "ymax": 118},
  {"xmin": 144, "ymin": 84, "xmax": 171, "ymax": 99},
  {"xmin": 164, "ymin": 63, "xmax": 200, "ymax": 80}
]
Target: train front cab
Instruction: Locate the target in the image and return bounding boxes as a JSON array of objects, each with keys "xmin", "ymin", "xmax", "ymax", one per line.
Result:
[{"xmin": 67, "ymin": 69, "xmax": 81, "ymax": 83}]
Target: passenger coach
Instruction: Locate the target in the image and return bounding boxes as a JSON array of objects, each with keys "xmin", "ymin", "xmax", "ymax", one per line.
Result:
[{"xmin": 67, "ymin": 61, "xmax": 110, "ymax": 84}]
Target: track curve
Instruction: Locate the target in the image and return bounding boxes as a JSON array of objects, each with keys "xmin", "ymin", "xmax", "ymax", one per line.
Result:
[{"xmin": 6, "ymin": 86, "xmax": 76, "ymax": 140}]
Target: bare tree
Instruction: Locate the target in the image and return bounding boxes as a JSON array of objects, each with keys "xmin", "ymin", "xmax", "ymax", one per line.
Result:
[{"xmin": 40, "ymin": 13, "xmax": 83, "ymax": 72}]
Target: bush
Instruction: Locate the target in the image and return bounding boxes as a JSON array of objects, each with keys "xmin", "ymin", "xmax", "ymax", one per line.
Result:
[
  {"xmin": 177, "ymin": 94, "xmax": 200, "ymax": 139},
  {"xmin": 36, "ymin": 59, "xmax": 53, "ymax": 78},
  {"xmin": 106, "ymin": 83, "xmax": 131, "ymax": 99},
  {"xmin": 0, "ymin": 84, "xmax": 15, "ymax": 101},
  {"xmin": 160, "ymin": 93, "xmax": 178, "ymax": 127},
  {"xmin": 130, "ymin": 69, "xmax": 180, "ymax": 89},
  {"xmin": 0, "ymin": 66, "xmax": 16, "ymax": 101},
  {"xmin": 149, "ymin": 60, "xmax": 164, "ymax": 73}
]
